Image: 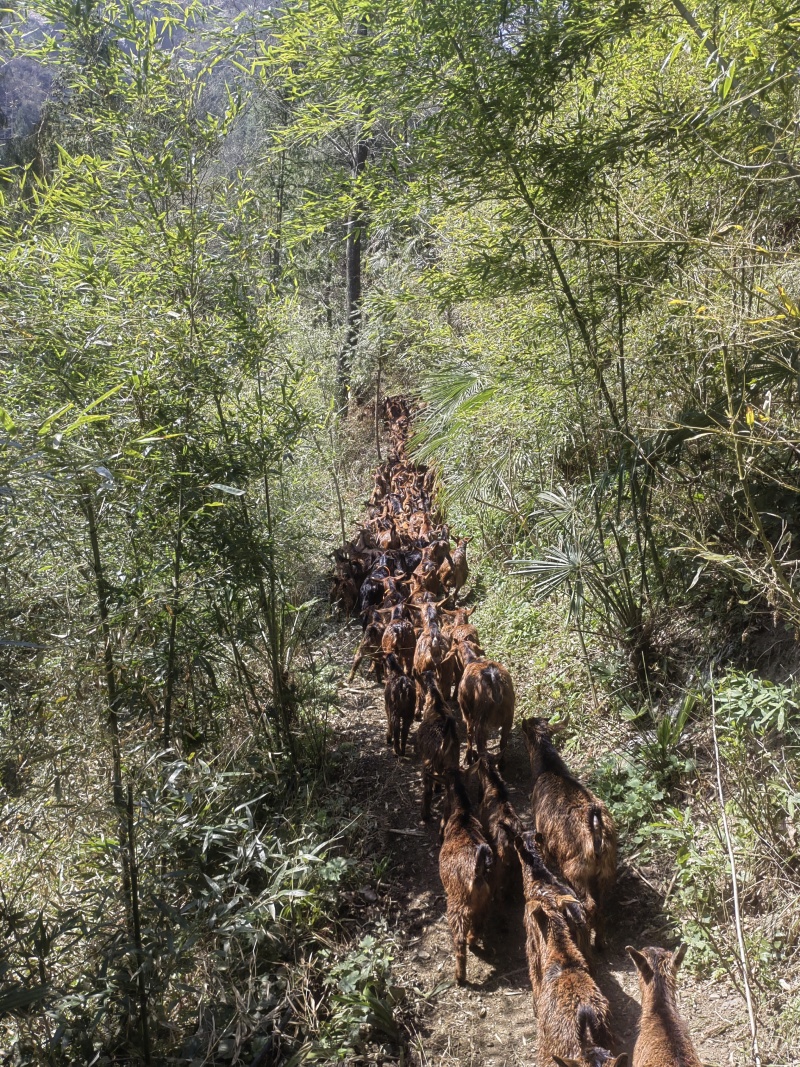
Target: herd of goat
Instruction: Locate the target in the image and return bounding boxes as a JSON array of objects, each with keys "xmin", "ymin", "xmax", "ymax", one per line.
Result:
[{"xmin": 332, "ymin": 397, "xmax": 703, "ymax": 1067}]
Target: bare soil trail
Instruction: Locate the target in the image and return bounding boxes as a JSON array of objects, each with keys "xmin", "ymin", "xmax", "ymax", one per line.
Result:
[{"xmin": 330, "ymin": 654, "xmax": 750, "ymax": 1067}]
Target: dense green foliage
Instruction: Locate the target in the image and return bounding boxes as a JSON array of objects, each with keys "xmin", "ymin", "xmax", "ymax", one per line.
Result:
[{"xmin": 1, "ymin": 0, "xmax": 800, "ymax": 1062}]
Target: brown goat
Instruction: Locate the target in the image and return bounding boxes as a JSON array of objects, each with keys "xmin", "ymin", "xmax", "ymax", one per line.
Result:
[
  {"xmin": 443, "ymin": 605, "xmax": 479, "ymax": 646},
  {"xmin": 412, "ymin": 557, "xmax": 443, "ymax": 594},
  {"xmin": 522, "ymin": 717, "xmax": 616, "ymax": 948},
  {"xmin": 513, "ymin": 830, "xmax": 591, "ymax": 995},
  {"xmin": 475, "ymin": 757, "xmax": 524, "ymax": 900},
  {"xmin": 626, "ymin": 945, "xmax": 700, "ymax": 1067},
  {"xmin": 347, "ymin": 618, "xmax": 385, "ymax": 683},
  {"xmin": 439, "ymin": 770, "xmax": 494, "ymax": 985},
  {"xmin": 413, "ymin": 603, "xmax": 452, "ymax": 706},
  {"xmin": 528, "ymin": 900, "xmax": 618, "ymax": 1067},
  {"xmin": 383, "ymin": 653, "xmax": 416, "ymax": 757},
  {"xmin": 381, "ymin": 608, "xmax": 416, "ymax": 676},
  {"xmin": 415, "ymin": 672, "xmax": 460, "ymax": 821},
  {"xmin": 457, "ymin": 642, "xmax": 515, "ymax": 764},
  {"xmin": 442, "ymin": 609, "xmax": 482, "ymax": 691},
  {"xmin": 553, "ymin": 1052, "xmax": 627, "ymax": 1067},
  {"xmin": 438, "ymin": 536, "xmax": 471, "ymax": 602}
]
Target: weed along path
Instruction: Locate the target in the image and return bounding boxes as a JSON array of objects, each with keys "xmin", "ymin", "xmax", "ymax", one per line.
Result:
[{"xmin": 330, "ymin": 398, "xmax": 750, "ymax": 1067}]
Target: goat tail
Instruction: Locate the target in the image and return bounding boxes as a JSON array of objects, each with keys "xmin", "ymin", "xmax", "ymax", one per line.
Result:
[
  {"xmin": 474, "ymin": 842, "xmax": 494, "ymax": 881},
  {"xmin": 576, "ymin": 1003, "xmax": 602, "ymax": 1050},
  {"xmin": 384, "ymin": 652, "xmax": 402, "ymax": 677},
  {"xmin": 588, "ymin": 804, "xmax": 604, "ymax": 858},
  {"xmin": 484, "ymin": 664, "xmax": 502, "ymax": 703}
]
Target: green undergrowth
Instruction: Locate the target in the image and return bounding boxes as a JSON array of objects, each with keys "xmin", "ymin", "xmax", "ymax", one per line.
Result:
[{"xmin": 0, "ymin": 704, "xmax": 407, "ymax": 1066}]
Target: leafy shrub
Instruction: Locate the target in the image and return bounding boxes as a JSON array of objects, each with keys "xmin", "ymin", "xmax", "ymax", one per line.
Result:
[
  {"xmin": 713, "ymin": 670, "xmax": 800, "ymax": 736},
  {"xmin": 290, "ymin": 933, "xmax": 401, "ymax": 1064},
  {"xmin": 592, "ymin": 757, "xmax": 670, "ymax": 848}
]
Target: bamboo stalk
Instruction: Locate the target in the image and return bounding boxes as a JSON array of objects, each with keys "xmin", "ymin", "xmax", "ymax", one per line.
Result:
[{"xmin": 126, "ymin": 785, "xmax": 152, "ymax": 1065}]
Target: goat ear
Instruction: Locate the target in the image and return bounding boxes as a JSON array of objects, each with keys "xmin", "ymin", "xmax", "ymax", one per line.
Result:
[
  {"xmin": 673, "ymin": 943, "xmax": 688, "ymax": 969},
  {"xmin": 531, "ymin": 904, "xmax": 550, "ymax": 937},
  {"xmin": 557, "ymin": 894, "xmax": 584, "ymax": 924},
  {"xmin": 534, "ymin": 831, "xmax": 546, "ymax": 851},
  {"xmin": 626, "ymin": 946, "xmax": 654, "ymax": 982}
]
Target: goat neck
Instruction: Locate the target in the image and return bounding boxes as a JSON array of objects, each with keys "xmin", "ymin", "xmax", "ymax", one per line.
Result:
[{"xmin": 522, "ymin": 717, "xmax": 572, "ymax": 785}]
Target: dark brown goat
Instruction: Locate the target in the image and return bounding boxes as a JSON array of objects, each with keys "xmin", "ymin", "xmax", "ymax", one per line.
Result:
[
  {"xmin": 528, "ymin": 899, "xmax": 618, "ymax": 1067},
  {"xmin": 626, "ymin": 945, "xmax": 700, "ymax": 1067},
  {"xmin": 415, "ymin": 672, "xmax": 460, "ymax": 821},
  {"xmin": 383, "ymin": 653, "xmax": 416, "ymax": 756},
  {"xmin": 475, "ymin": 757, "xmax": 524, "ymax": 900},
  {"xmin": 522, "ymin": 717, "xmax": 617, "ymax": 948},
  {"xmin": 457, "ymin": 641, "xmax": 515, "ymax": 764},
  {"xmin": 439, "ymin": 770, "xmax": 494, "ymax": 985}
]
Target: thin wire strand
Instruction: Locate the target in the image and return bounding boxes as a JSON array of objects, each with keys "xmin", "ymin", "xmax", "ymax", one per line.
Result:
[{"xmin": 710, "ymin": 674, "xmax": 762, "ymax": 1067}]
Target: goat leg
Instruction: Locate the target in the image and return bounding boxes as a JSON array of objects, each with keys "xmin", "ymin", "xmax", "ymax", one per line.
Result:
[
  {"xmin": 399, "ymin": 717, "xmax": 410, "ymax": 757},
  {"xmin": 447, "ymin": 907, "xmax": 468, "ymax": 985},
  {"xmin": 347, "ymin": 652, "xmax": 364, "ymax": 682},
  {"xmin": 421, "ymin": 769, "xmax": 434, "ymax": 821}
]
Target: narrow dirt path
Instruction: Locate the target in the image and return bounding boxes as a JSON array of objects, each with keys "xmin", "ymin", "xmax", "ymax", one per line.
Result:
[
  {"xmin": 331, "ymin": 654, "xmax": 749, "ymax": 1067},
  {"xmin": 328, "ymin": 399, "xmax": 751, "ymax": 1066}
]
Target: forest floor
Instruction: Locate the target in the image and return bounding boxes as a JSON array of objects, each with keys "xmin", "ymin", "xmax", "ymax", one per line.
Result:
[{"xmin": 325, "ymin": 624, "xmax": 756, "ymax": 1067}]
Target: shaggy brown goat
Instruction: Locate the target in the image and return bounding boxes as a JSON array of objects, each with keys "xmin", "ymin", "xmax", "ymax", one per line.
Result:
[
  {"xmin": 457, "ymin": 642, "xmax": 515, "ymax": 764},
  {"xmin": 439, "ymin": 770, "xmax": 494, "ymax": 985},
  {"xmin": 529, "ymin": 900, "xmax": 617, "ymax": 1067},
  {"xmin": 626, "ymin": 944, "xmax": 700, "ymax": 1067},
  {"xmin": 383, "ymin": 653, "xmax": 416, "ymax": 757},
  {"xmin": 513, "ymin": 830, "xmax": 591, "ymax": 996},
  {"xmin": 475, "ymin": 758, "xmax": 524, "ymax": 900},
  {"xmin": 415, "ymin": 672, "xmax": 460, "ymax": 821},
  {"xmin": 522, "ymin": 717, "xmax": 617, "ymax": 948}
]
